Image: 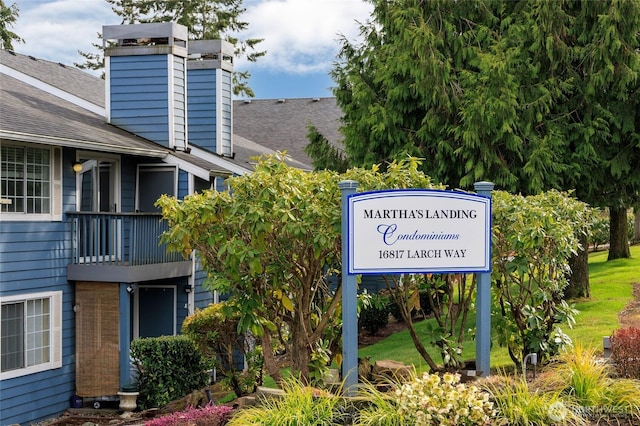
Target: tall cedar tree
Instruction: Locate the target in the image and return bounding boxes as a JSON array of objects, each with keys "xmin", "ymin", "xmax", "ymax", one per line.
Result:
[
  {"xmin": 76, "ymin": 0, "xmax": 264, "ymax": 97},
  {"xmin": 0, "ymin": 0, "xmax": 23, "ymax": 50},
  {"xmin": 332, "ymin": 0, "xmax": 640, "ymax": 267}
]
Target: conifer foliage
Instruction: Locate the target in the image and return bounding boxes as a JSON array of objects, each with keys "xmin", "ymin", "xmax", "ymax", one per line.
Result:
[{"xmin": 332, "ymin": 0, "xmax": 640, "ymax": 259}]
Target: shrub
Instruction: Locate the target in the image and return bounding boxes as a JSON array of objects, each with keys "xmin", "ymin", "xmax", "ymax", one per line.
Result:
[
  {"xmin": 131, "ymin": 336, "xmax": 210, "ymax": 410},
  {"xmin": 543, "ymin": 345, "xmax": 640, "ymax": 421},
  {"xmin": 395, "ymin": 371, "xmax": 494, "ymax": 425},
  {"xmin": 182, "ymin": 301, "xmax": 262, "ymax": 396},
  {"xmin": 226, "ymin": 377, "xmax": 344, "ymax": 425},
  {"xmin": 610, "ymin": 326, "xmax": 640, "ymax": 379},
  {"xmin": 492, "ymin": 190, "xmax": 586, "ymax": 366},
  {"xmin": 359, "ymin": 293, "xmax": 390, "ymax": 335},
  {"xmin": 144, "ymin": 403, "xmax": 233, "ymax": 426},
  {"xmin": 485, "ymin": 376, "xmax": 585, "ymax": 426}
]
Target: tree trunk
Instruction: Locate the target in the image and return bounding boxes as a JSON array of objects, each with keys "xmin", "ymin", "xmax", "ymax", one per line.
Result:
[
  {"xmin": 289, "ymin": 321, "xmax": 311, "ymax": 384},
  {"xmin": 608, "ymin": 206, "xmax": 631, "ymax": 260},
  {"xmin": 260, "ymin": 329, "xmax": 283, "ymax": 386},
  {"xmin": 565, "ymin": 232, "xmax": 590, "ymax": 299},
  {"xmin": 634, "ymin": 205, "xmax": 640, "ymax": 243}
]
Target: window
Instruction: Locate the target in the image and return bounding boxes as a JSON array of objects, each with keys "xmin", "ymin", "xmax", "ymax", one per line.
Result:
[
  {"xmin": 0, "ymin": 143, "xmax": 62, "ymax": 220},
  {"xmin": 0, "ymin": 292, "xmax": 62, "ymax": 379}
]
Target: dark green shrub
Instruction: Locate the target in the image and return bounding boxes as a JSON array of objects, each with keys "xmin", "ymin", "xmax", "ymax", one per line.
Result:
[
  {"xmin": 130, "ymin": 335, "xmax": 210, "ymax": 410},
  {"xmin": 182, "ymin": 301, "xmax": 262, "ymax": 397},
  {"xmin": 359, "ymin": 293, "xmax": 390, "ymax": 335}
]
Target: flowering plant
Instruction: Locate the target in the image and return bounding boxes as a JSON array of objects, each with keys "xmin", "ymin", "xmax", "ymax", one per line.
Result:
[
  {"xmin": 144, "ymin": 403, "xmax": 233, "ymax": 426},
  {"xmin": 396, "ymin": 372, "xmax": 494, "ymax": 425}
]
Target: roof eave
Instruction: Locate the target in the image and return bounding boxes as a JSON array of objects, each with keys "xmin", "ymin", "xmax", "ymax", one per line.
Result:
[{"xmin": 0, "ymin": 130, "xmax": 168, "ymax": 158}]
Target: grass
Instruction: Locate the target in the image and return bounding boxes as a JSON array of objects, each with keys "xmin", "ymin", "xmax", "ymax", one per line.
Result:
[
  {"xmin": 359, "ymin": 245, "xmax": 640, "ymax": 372},
  {"xmin": 566, "ymin": 246, "xmax": 639, "ymax": 349}
]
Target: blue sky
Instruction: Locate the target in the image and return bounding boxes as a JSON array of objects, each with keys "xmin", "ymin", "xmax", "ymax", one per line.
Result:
[{"xmin": 9, "ymin": 0, "xmax": 372, "ymax": 99}]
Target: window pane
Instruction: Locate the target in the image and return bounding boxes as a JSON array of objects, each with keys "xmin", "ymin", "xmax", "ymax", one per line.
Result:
[
  {"xmin": 1, "ymin": 145, "xmax": 51, "ymax": 214},
  {"xmin": 26, "ymin": 298, "xmax": 50, "ymax": 366},
  {"xmin": 1, "ymin": 303, "xmax": 25, "ymax": 372},
  {"xmin": 1, "ymin": 146, "xmax": 24, "ymax": 213}
]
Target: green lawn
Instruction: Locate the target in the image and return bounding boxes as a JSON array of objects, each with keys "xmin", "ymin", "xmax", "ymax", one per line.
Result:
[{"xmin": 359, "ymin": 245, "xmax": 640, "ymax": 372}]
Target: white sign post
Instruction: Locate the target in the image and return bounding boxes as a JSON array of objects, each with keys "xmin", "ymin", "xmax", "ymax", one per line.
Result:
[{"xmin": 340, "ymin": 185, "xmax": 493, "ymax": 395}]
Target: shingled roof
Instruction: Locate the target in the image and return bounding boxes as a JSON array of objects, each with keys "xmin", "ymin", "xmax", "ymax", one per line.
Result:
[
  {"xmin": 233, "ymin": 97, "xmax": 344, "ymax": 167},
  {"xmin": 0, "ymin": 51, "xmax": 166, "ymax": 158},
  {"xmin": 1, "ymin": 49, "xmax": 343, "ymax": 173}
]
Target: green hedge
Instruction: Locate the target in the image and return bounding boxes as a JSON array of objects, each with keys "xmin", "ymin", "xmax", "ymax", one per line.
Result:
[{"xmin": 130, "ymin": 335, "xmax": 210, "ymax": 409}]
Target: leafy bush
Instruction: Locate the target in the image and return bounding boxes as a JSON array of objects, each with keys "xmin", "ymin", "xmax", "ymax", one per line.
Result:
[
  {"xmin": 144, "ymin": 403, "xmax": 233, "ymax": 426},
  {"xmin": 359, "ymin": 293, "xmax": 390, "ymax": 335},
  {"xmin": 131, "ymin": 336, "xmax": 210, "ymax": 410},
  {"xmin": 182, "ymin": 301, "xmax": 262, "ymax": 396},
  {"xmin": 610, "ymin": 326, "xmax": 640, "ymax": 379},
  {"xmin": 492, "ymin": 190, "xmax": 587, "ymax": 366},
  {"xmin": 589, "ymin": 208, "xmax": 636, "ymax": 249},
  {"xmin": 589, "ymin": 209, "xmax": 610, "ymax": 250},
  {"xmin": 394, "ymin": 371, "xmax": 494, "ymax": 425}
]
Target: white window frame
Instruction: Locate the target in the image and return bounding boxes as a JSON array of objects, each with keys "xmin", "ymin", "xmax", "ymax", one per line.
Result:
[
  {"xmin": 0, "ymin": 291, "xmax": 63, "ymax": 380},
  {"xmin": 0, "ymin": 142, "xmax": 62, "ymax": 222}
]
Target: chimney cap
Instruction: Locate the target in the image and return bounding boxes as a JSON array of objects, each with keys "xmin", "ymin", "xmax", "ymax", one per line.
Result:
[{"xmin": 103, "ymin": 22, "xmax": 188, "ymax": 49}]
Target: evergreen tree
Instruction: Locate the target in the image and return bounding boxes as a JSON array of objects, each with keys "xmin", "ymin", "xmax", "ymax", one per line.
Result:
[
  {"xmin": 76, "ymin": 0, "xmax": 265, "ymax": 96},
  {"xmin": 332, "ymin": 0, "xmax": 640, "ymax": 262},
  {"xmin": 0, "ymin": 0, "xmax": 23, "ymax": 50},
  {"xmin": 304, "ymin": 125, "xmax": 349, "ymax": 172}
]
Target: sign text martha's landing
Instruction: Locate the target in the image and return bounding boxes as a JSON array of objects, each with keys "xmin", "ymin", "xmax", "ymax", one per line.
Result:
[{"xmin": 347, "ymin": 189, "xmax": 491, "ymax": 274}]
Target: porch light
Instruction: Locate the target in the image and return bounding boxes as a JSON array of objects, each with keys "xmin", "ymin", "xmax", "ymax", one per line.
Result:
[
  {"xmin": 73, "ymin": 162, "xmax": 83, "ymax": 173},
  {"xmin": 183, "ymin": 284, "xmax": 193, "ymax": 294}
]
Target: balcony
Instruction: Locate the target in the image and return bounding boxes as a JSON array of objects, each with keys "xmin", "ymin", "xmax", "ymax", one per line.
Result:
[{"xmin": 67, "ymin": 212, "xmax": 192, "ymax": 283}]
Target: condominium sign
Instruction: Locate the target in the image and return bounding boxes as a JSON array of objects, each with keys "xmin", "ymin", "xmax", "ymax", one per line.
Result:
[{"xmin": 347, "ymin": 189, "xmax": 491, "ymax": 274}]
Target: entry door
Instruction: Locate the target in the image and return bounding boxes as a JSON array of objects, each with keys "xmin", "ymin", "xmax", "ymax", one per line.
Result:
[
  {"xmin": 77, "ymin": 159, "xmax": 120, "ymax": 260},
  {"xmin": 79, "ymin": 160, "xmax": 117, "ymax": 213},
  {"xmin": 135, "ymin": 286, "xmax": 176, "ymax": 338}
]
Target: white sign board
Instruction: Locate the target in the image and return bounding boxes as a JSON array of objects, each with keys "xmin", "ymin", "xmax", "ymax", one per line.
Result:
[{"xmin": 347, "ymin": 189, "xmax": 491, "ymax": 274}]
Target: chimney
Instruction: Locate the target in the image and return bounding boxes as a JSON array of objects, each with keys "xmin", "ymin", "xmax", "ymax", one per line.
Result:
[
  {"xmin": 187, "ymin": 40, "xmax": 234, "ymax": 157},
  {"xmin": 103, "ymin": 22, "xmax": 189, "ymax": 151}
]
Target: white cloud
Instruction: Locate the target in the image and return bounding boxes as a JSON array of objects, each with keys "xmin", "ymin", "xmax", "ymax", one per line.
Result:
[
  {"xmin": 12, "ymin": 0, "xmax": 118, "ymax": 66},
  {"xmin": 238, "ymin": 0, "xmax": 371, "ymax": 73},
  {"xmin": 12, "ymin": 0, "xmax": 371, "ymax": 74}
]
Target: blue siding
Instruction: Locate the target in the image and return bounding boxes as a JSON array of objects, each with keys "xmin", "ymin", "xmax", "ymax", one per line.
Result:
[
  {"xmin": 0, "ymin": 158, "xmax": 77, "ymax": 425},
  {"xmin": 120, "ymin": 156, "xmax": 138, "ymax": 212},
  {"xmin": 178, "ymin": 169, "xmax": 189, "ymax": 200},
  {"xmin": 186, "ymin": 66, "xmax": 232, "ymax": 156},
  {"xmin": 193, "ymin": 256, "xmax": 215, "ymax": 310},
  {"xmin": 110, "ymin": 54, "xmax": 189, "ymax": 149},
  {"xmin": 187, "ymin": 68, "xmax": 218, "ymax": 152}
]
